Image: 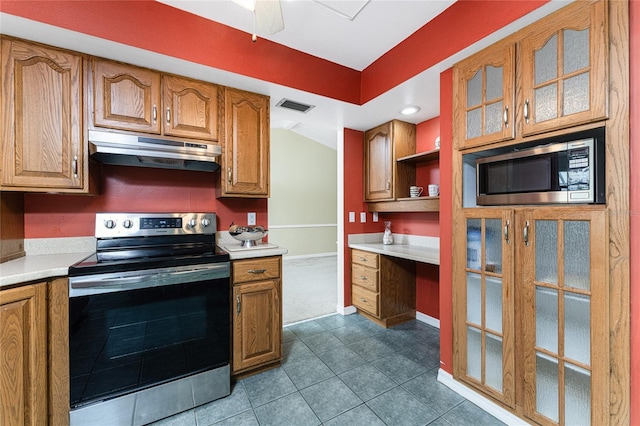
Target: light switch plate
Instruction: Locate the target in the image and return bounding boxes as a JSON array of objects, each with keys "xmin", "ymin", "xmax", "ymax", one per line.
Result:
[
  {"xmin": 360, "ymin": 212, "xmax": 366, "ymax": 223},
  {"xmin": 349, "ymin": 212, "xmax": 355, "ymax": 222},
  {"xmin": 247, "ymin": 212, "xmax": 256, "ymax": 225},
  {"xmin": 372, "ymin": 212, "xmax": 378, "ymax": 222}
]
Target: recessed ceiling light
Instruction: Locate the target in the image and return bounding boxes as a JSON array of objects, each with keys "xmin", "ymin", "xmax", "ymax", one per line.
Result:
[{"xmin": 400, "ymin": 105, "xmax": 421, "ymax": 115}]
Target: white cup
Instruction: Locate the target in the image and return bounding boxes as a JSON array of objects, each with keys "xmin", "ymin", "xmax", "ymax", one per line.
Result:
[
  {"xmin": 428, "ymin": 184, "xmax": 439, "ymax": 197},
  {"xmin": 409, "ymin": 186, "xmax": 423, "ymax": 197}
]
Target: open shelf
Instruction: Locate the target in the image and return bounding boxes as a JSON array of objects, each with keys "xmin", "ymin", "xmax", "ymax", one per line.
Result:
[
  {"xmin": 367, "ymin": 196, "xmax": 440, "ymax": 213},
  {"xmin": 397, "ymin": 149, "xmax": 440, "ymax": 164}
]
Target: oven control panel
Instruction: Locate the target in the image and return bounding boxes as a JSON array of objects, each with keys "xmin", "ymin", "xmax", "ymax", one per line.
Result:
[{"xmin": 96, "ymin": 213, "xmax": 217, "ymax": 238}]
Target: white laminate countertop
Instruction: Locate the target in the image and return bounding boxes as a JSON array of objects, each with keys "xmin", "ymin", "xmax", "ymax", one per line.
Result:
[
  {"xmin": 348, "ymin": 233, "xmax": 439, "ymax": 265},
  {"xmin": 217, "ymin": 231, "xmax": 288, "ymax": 260}
]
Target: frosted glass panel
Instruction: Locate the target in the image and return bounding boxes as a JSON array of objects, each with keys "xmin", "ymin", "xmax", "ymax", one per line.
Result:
[
  {"xmin": 486, "ymin": 334, "xmax": 503, "ymax": 392},
  {"xmin": 486, "ymin": 65, "xmax": 503, "ymax": 101},
  {"xmin": 485, "ymin": 219, "xmax": 502, "ymax": 274},
  {"xmin": 467, "ymin": 70, "xmax": 482, "ymax": 107},
  {"xmin": 564, "ymin": 220, "xmax": 591, "ymax": 290},
  {"xmin": 485, "ymin": 277, "xmax": 503, "ymax": 333},
  {"xmin": 535, "ymin": 220, "xmax": 558, "ymax": 284},
  {"xmin": 485, "ymin": 102, "xmax": 504, "ymax": 135},
  {"xmin": 466, "ymin": 108, "xmax": 482, "ymax": 139},
  {"xmin": 564, "ymin": 292, "xmax": 590, "ymax": 365},
  {"xmin": 564, "ymin": 28, "xmax": 589, "ymax": 74},
  {"xmin": 535, "ymin": 83, "xmax": 558, "ymax": 123},
  {"xmin": 535, "ymin": 34, "xmax": 558, "ymax": 85},
  {"xmin": 467, "ymin": 219, "xmax": 481, "ymax": 270},
  {"xmin": 563, "ymin": 72, "xmax": 590, "ymax": 116},
  {"xmin": 467, "ymin": 326, "xmax": 482, "ymax": 381},
  {"xmin": 536, "ymin": 352, "xmax": 559, "ymax": 422},
  {"xmin": 536, "ymin": 286, "xmax": 558, "ymax": 353},
  {"xmin": 467, "ymin": 272, "xmax": 482, "ymax": 326},
  {"xmin": 565, "ymin": 363, "xmax": 591, "ymax": 425}
]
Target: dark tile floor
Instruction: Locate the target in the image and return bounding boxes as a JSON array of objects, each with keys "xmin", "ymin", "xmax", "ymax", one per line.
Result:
[{"xmin": 150, "ymin": 313, "xmax": 505, "ymax": 426}]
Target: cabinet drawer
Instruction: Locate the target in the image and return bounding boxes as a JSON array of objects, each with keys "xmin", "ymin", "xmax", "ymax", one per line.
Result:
[
  {"xmin": 351, "ymin": 264, "xmax": 379, "ymax": 292},
  {"xmin": 232, "ymin": 257, "xmax": 281, "ymax": 284},
  {"xmin": 352, "ymin": 285, "xmax": 379, "ymax": 317},
  {"xmin": 352, "ymin": 249, "xmax": 379, "ymax": 268}
]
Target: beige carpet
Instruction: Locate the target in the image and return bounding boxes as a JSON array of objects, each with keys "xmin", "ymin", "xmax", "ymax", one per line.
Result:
[{"xmin": 282, "ymin": 255, "xmax": 338, "ymax": 325}]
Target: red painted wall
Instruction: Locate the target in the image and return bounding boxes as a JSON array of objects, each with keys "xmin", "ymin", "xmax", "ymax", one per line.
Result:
[
  {"xmin": 24, "ymin": 165, "xmax": 267, "ymax": 238},
  {"xmin": 629, "ymin": 1, "xmax": 639, "ymax": 424}
]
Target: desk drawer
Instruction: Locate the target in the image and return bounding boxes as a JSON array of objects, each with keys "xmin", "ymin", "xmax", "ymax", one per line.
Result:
[
  {"xmin": 232, "ymin": 257, "xmax": 281, "ymax": 284},
  {"xmin": 351, "ymin": 249, "xmax": 379, "ymax": 268},
  {"xmin": 352, "ymin": 285, "xmax": 379, "ymax": 317},
  {"xmin": 351, "ymin": 264, "xmax": 378, "ymax": 292}
]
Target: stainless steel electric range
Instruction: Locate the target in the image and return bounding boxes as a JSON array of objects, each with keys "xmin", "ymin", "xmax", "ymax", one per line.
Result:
[{"xmin": 68, "ymin": 213, "xmax": 230, "ymax": 426}]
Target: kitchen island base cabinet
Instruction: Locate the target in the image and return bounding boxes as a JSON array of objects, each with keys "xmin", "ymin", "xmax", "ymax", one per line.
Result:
[
  {"xmin": 351, "ymin": 249, "xmax": 416, "ymax": 328},
  {"xmin": 231, "ymin": 256, "xmax": 282, "ymax": 377}
]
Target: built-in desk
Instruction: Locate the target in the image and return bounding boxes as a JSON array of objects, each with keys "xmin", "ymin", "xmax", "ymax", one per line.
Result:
[{"xmin": 347, "ymin": 233, "xmax": 439, "ymax": 327}]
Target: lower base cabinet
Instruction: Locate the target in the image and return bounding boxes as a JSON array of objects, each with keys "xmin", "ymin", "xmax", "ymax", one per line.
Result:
[
  {"xmin": 231, "ymin": 256, "xmax": 282, "ymax": 376},
  {"xmin": 351, "ymin": 249, "xmax": 415, "ymax": 328},
  {"xmin": 0, "ymin": 278, "xmax": 69, "ymax": 426}
]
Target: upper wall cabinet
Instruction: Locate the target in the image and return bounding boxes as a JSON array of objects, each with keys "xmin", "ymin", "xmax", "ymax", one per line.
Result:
[
  {"xmin": 90, "ymin": 59, "xmax": 220, "ymax": 142},
  {"xmin": 218, "ymin": 88, "xmax": 270, "ymax": 198},
  {"xmin": 364, "ymin": 120, "xmax": 416, "ymax": 202},
  {"xmin": 1, "ymin": 37, "xmax": 97, "ymax": 193},
  {"xmin": 454, "ymin": 0, "xmax": 607, "ymax": 150}
]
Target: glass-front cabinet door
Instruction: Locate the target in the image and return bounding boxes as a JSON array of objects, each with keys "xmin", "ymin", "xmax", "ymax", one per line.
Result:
[
  {"xmin": 520, "ymin": 208, "xmax": 608, "ymax": 426},
  {"xmin": 457, "ymin": 209, "xmax": 515, "ymax": 407},
  {"xmin": 453, "ymin": 41, "xmax": 515, "ymax": 150},
  {"xmin": 519, "ymin": 0, "xmax": 607, "ymax": 137}
]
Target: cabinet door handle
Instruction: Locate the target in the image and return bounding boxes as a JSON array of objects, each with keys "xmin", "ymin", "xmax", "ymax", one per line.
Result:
[
  {"xmin": 72, "ymin": 155, "xmax": 78, "ymax": 178},
  {"xmin": 386, "ymin": 181, "xmax": 390, "ymax": 191},
  {"xmin": 524, "ymin": 99, "xmax": 530, "ymax": 124},
  {"xmin": 153, "ymin": 105, "xmax": 157, "ymax": 123},
  {"xmin": 248, "ymin": 269, "xmax": 267, "ymax": 274},
  {"xmin": 503, "ymin": 105, "xmax": 509, "ymax": 128},
  {"xmin": 166, "ymin": 107, "xmax": 171, "ymax": 125},
  {"xmin": 523, "ymin": 221, "xmax": 530, "ymax": 246},
  {"xmin": 227, "ymin": 168, "xmax": 232, "ymax": 184},
  {"xmin": 236, "ymin": 295, "xmax": 241, "ymax": 314},
  {"xmin": 504, "ymin": 220, "xmax": 510, "ymax": 244}
]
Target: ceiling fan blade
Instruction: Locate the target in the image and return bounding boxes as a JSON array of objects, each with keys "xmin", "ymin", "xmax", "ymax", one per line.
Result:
[{"xmin": 254, "ymin": 0, "xmax": 284, "ymax": 35}]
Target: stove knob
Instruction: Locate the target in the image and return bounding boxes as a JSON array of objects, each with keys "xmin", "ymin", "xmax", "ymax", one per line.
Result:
[
  {"xmin": 123, "ymin": 219, "xmax": 133, "ymax": 229},
  {"xmin": 188, "ymin": 219, "xmax": 197, "ymax": 228},
  {"xmin": 201, "ymin": 218, "xmax": 211, "ymax": 227},
  {"xmin": 105, "ymin": 219, "xmax": 116, "ymax": 229}
]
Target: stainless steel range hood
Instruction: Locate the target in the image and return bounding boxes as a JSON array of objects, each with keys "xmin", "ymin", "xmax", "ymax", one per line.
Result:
[{"xmin": 88, "ymin": 130, "xmax": 221, "ymax": 172}]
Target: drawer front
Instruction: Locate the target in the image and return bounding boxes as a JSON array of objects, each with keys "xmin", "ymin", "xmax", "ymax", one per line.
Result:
[
  {"xmin": 351, "ymin": 249, "xmax": 379, "ymax": 268},
  {"xmin": 351, "ymin": 264, "xmax": 379, "ymax": 292},
  {"xmin": 232, "ymin": 257, "xmax": 281, "ymax": 283},
  {"xmin": 352, "ymin": 285, "xmax": 379, "ymax": 317}
]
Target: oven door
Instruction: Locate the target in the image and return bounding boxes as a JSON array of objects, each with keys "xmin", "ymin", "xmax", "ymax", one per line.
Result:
[{"xmin": 68, "ymin": 262, "xmax": 230, "ymax": 417}]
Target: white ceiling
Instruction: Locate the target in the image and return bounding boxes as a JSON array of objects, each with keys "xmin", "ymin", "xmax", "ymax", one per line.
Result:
[{"xmin": 0, "ymin": 1, "xmax": 566, "ymax": 149}]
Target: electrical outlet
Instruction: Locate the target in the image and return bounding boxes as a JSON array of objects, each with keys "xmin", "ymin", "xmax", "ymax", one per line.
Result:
[
  {"xmin": 349, "ymin": 212, "xmax": 355, "ymax": 222},
  {"xmin": 372, "ymin": 212, "xmax": 379, "ymax": 222},
  {"xmin": 247, "ymin": 212, "xmax": 256, "ymax": 225},
  {"xmin": 360, "ymin": 212, "xmax": 366, "ymax": 223}
]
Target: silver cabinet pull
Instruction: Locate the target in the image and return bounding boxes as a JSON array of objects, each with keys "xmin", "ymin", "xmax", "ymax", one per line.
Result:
[
  {"xmin": 386, "ymin": 181, "xmax": 390, "ymax": 191},
  {"xmin": 166, "ymin": 107, "xmax": 171, "ymax": 125},
  {"xmin": 359, "ymin": 276, "xmax": 368, "ymax": 281},
  {"xmin": 236, "ymin": 295, "xmax": 241, "ymax": 314},
  {"xmin": 359, "ymin": 257, "xmax": 367, "ymax": 262},
  {"xmin": 523, "ymin": 221, "xmax": 530, "ymax": 246},
  {"xmin": 248, "ymin": 269, "xmax": 267, "ymax": 274},
  {"xmin": 360, "ymin": 298, "xmax": 367, "ymax": 303},
  {"xmin": 524, "ymin": 99, "xmax": 530, "ymax": 123},
  {"xmin": 228, "ymin": 168, "xmax": 232, "ymax": 184},
  {"xmin": 504, "ymin": 220, "xmax": 510, "ymax": 244},
  {"xmin": 72, "ymin": 155, "xmax": 78, "ymax": 178},
  {"xmin": 153, "ymin": 105, "xmax": 157, "ymax": 123},
  {"xmin": 503, "ymin": 105, "xmax": 509, "ymax": 128}
]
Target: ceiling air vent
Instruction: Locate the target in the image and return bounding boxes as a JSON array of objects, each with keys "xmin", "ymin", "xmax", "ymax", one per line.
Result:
[{"xmin": 276, "ymin": 98, "xmax": 315, "ymax": 113}]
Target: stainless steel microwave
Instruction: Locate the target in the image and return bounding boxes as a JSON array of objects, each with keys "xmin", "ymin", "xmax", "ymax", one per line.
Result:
[{"xmin": 476, "ymin": 129, "xmax": 605, "ymax": 205}]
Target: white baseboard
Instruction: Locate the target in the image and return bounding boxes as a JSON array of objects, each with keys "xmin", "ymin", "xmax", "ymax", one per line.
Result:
[
  {"xmin": 437, "ymin": 369, "xmax": 530, "ymax": 425},
  {"xmin": 415, "ymin": 311, "xmax": 440, "ymax": 328},
  {"xmin": 283, "ymin": 252, "xmax": 337, "ymax": 260},
  {"xmin": 338, "ymin": 305, "xmax": 357, "ymax": 316}
]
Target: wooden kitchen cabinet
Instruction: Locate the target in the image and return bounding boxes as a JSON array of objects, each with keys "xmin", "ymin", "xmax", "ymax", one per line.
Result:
[
  {"xmin": 454, "ymin": 207, "xmax": 608, "ymax": 424},
  {"xmin": 219, "ymin": 88, "xmax": 270, "ymax": 198},
  {"xmin": 351, "ymin": 249, "xmax": 415, "ymax": 328},
  {"xmin": 363, "ymin": 120, "xmax": 416, "ymax": 201},
  {"xmin": 453, "ymin": 0, "xmax": 607, "ymax": 150},
  {"xmin": 0, "ymin": 37, "xmax": 96, "ymax": 193},
  {"xmin": 231, "ymin": 256, "xmax": 282, "ymax": 375},
  {"xmin": 90, "ymin": 58, "xmax": 220, "ymax": 141}
]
